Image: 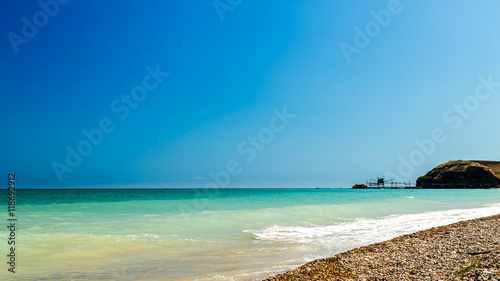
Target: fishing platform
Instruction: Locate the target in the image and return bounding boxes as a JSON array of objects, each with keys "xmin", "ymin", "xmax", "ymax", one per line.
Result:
[{"xmin": 353, "ymin": 177, "xmax": 417, "ymax": 189}]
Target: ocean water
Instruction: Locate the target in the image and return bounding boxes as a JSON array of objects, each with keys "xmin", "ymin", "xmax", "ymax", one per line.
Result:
[{"xmin": 2, "ymin": 188, "xmax": 500, "ymax": 280}]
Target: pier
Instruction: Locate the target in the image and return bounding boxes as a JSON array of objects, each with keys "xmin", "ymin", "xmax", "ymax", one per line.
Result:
[{"xmin": 353, "ymin": 177, "xmax": 416, "ymax": 189}]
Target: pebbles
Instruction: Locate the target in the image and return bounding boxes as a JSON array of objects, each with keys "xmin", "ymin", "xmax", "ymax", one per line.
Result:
[{"xmin": 264, "ymin": 214, "xmax": 500, "ymax": 280}]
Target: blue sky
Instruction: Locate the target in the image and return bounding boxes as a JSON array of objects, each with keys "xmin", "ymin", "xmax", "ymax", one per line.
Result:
[{"xmin": 2, "ymin": 0, "xmax": 500, "ymax": 188}]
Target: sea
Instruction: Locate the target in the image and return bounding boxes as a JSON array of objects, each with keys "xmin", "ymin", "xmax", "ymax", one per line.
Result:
[{"xmin": 2, "ymin": 188, "xmax": 500, "ymax": 280}]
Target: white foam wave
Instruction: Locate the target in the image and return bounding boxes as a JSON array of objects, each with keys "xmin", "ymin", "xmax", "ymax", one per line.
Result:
[{"xmin": 245, "ymin": 204, "xmax": 500, "ymax": 250}]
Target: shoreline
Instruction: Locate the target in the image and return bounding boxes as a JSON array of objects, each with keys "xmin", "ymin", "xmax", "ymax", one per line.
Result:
[{"xmin": 264, "ymin": 213, "xmax": 500, "ymax": 280}]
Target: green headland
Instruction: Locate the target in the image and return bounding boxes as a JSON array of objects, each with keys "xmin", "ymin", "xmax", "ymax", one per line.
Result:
[{"xmin": 416, "ymin": 160, "xmax": 500, "ymax": 189}]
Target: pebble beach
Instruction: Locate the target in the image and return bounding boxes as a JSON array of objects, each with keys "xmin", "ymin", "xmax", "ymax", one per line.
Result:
[
  {"xmin": 264, "ymin": 213, "xmax": 500, "ymax": 280},
  {"xmin": 11, "ymin": 189, "xmax": 500, "ymax": 280}
]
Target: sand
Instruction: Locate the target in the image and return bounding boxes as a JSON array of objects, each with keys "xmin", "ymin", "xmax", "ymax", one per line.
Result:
[{"xmin": 264, "ymin": 214, "xmax": 500, "ymax": 280}]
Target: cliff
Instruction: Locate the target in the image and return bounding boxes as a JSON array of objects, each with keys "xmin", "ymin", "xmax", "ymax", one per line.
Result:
[{"xmin": 416, "ymin": 160, "xmax": 500, "ymax": 188}]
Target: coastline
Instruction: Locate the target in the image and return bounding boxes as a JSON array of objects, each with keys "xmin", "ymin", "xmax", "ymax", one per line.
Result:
[{"xmin": 264, "ymin": 213, "xmax": 500, "ymax": 280}]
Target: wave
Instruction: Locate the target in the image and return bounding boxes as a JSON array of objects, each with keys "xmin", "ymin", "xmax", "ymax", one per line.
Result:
[{"xmin": 244, "ymin": 203, "xmax": 500, "ymax": 250}]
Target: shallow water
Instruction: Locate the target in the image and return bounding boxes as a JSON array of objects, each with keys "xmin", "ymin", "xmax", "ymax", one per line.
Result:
[{"xmin": 2, "ymin": 188, "xmax": 500, "ymax": 280}]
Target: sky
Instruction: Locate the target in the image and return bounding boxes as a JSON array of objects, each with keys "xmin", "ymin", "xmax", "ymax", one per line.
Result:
[{"xmin": 2, "ymin": 0, "xmax": 500, "ymax": 188}]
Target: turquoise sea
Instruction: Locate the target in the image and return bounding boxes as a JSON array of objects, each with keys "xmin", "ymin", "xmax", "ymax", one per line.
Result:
[{"xmin": 2, "ymin": 188, "xmax": 500, "ymax": 280}]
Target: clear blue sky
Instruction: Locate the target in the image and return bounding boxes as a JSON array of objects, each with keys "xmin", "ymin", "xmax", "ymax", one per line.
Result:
[{"xmin": 2, "ymin": 0, "xmax": 500, "ymax": 188}]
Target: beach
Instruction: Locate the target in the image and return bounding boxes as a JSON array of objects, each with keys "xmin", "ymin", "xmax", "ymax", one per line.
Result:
[
  {"xmin": 265, "ymin": 213, "xmax": 500, "ymax": 280},
  {"xmin": 4, "ymin": 188, "xmax": 500, "ymax": 280}
]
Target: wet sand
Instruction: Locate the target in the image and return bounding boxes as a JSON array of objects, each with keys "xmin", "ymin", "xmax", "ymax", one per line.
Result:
[{"xmin": 264, "ymin": 214, "xmax": 500, "ymax": 280}]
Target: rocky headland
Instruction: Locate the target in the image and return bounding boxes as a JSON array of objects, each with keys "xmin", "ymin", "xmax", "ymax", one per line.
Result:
[{"xmin": 416, "ymin": 160, "xmax": 500, "ymax": 189}]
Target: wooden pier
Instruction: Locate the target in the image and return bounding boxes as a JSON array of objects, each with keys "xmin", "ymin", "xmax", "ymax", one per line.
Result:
[{"xmin": 353, "ymin": 177, "xmax": 416, "ymax": 189}]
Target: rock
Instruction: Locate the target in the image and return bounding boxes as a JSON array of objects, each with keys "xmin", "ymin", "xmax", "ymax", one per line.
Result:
[{"xmin": 416, "ymin": 160, "xmax": 500, "ymax": 188}]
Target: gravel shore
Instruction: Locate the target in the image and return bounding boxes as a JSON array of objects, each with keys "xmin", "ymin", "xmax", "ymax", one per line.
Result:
[{"xmin": 264, "ymin": 214, "xmax": 500, "ymax": 280}]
